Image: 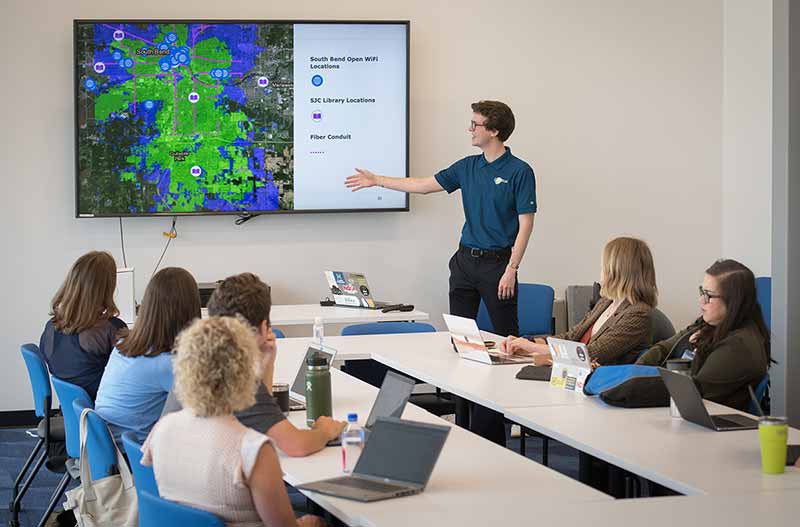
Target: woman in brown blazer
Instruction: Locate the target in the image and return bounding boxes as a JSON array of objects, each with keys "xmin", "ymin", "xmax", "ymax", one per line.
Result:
[{"xmin": 501, "ymin": 237, "xmax": 658, "ymax": 366}]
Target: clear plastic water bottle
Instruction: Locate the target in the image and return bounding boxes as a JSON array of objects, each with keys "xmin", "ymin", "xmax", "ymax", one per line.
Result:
[
  {"xmin": 313, "ymin": 316, "xmax": 324, "ymax": 348},
  {"xmin": 341, "ymin": 413, "xmax": 364, "ymax": 474}
]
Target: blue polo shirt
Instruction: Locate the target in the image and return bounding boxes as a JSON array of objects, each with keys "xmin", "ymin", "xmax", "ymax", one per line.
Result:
[{"xmin": 434, "ymin": 147, "xmax": 537, "ymax": 250}]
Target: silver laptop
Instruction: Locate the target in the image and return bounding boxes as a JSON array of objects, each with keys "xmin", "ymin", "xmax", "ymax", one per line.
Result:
[
  {"xmin": 298, "ymin": 417, "xmax": 450, "ymax": 502},
  {"xmin": 289, "ymin": 345, "xmax": 337, "ymax": 411},
  {"xmin": 324, "ymin": 270, "xmax": 393, "ymax": 309},
  {"xmin": 327, "ymin": 371, "xmax": 416, "ymax": 446},
  {"xmin": 443, "ymin": 314, "xmax": 534, "ymax": 365},
  {"xmin": 659, "ymin": 368, "xmax": 758, "ymax": 431}
]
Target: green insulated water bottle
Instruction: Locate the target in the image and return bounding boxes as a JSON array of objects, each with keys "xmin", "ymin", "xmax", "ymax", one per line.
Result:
[{"xmin": 305, "ymin": 353, "xmax": 332, "ymax": 427}]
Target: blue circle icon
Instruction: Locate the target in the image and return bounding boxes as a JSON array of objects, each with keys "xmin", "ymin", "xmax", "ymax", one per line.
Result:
[
  {"xmin": 112, "ymin": 50, "xmax": 123, "ymax": 61},
  {"xmin": 144, "ymin": 100, "xmax": 154, "ymax": 110},
  {"xmin": 165, "ymin": 32, "xmax": 178, "ymax": 43},
  {"xmin": 158, "ymin": 42, "xmax": 169, "ymax": 51},
  {"xmin": 177, "ymin": 53, "xmax": 188, "ymax": 64},
  {"xmin": 84, "ymin": 78, "xmax": 96, "ymax": 90},
  {"xmin": 311, "ymin": 75, "xmax": 324, "ymax": 87},
  {"xmin": 159, "ymin": 59, "xmax": 170, "ymax": 72},
  {"xmin": 123, "ymin": 58, "xmax": 134, "ymax": 69}
]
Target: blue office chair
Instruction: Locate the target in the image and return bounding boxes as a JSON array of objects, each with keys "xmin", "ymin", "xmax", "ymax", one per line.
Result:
[
  {"xmin": 72, "ymin": 398, "xmax": 120, "ymax": 481},
  {"xmin": 477, "ymin": 283, "xmax": 555, "ymax": 336},
  {"xmin": 272, "ymin": 328, "xmax": 285, "ymax": 339},
  {"xmin": 9, "ymin": 345, "xmax": 65, "ymax": 527},
  {"xmin": 46, "ymin": 377, "xmax": 94, "ymax": 526},
  {"xmin": 138, "ymin": 490, "xmax": 224, "ymax": 527},
  {"xmin": 756, "ymin": 277, "xmax": 771, "ymax": 331},
  {"xmin": 748, "ymin": 374, "xmax": 771, "ymax": 416},
  {"xmin": 122, "ymin": 431, "xmax": 159, "ymax": 497},
  {"xmin": 341, "ymin": 321, "xmax": 436, "ymax": 336}
]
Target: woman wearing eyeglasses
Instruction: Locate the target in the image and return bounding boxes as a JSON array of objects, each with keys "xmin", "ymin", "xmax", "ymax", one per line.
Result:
[{"xmin": 636, "ymin": 259, "xmax": 770, "ymax": 411}]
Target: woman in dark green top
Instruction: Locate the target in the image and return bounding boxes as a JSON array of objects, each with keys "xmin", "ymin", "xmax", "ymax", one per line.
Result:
[{"xmin": 637, "ymin": 259, "xmax": 770, "ymax": 411}]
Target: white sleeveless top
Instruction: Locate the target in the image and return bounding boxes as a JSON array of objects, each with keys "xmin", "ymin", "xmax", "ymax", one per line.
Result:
[{"xmin": 141, "ymin": 410, "xmax": 270, "ymax": 527}]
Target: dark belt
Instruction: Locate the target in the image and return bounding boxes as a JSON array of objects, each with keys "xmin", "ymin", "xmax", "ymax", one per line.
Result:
[{"xmin": 458, "ymin": 244, "xmax": 512, "ymax": 259}]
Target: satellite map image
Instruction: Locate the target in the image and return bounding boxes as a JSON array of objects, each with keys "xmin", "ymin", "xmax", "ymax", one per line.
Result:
[{"xmin": 75, "ymin": 22, "xmax": 294, "ymax": 215}]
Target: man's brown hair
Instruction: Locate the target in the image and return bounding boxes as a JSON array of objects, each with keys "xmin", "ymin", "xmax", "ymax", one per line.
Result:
[
  {"xmin": 51, "ymin": 251, "xmax": 119, "ymax": 333},
  {"xmin": 206, "ymin": 272, "xmax": 271, "ymax": 328},
  {"xmin": 471, "ymin": 100, "xmax": 515, "ymax": 142},
  {"xmin": 117, "ymin": 267, "xmax": 200, "ymax": 358}
]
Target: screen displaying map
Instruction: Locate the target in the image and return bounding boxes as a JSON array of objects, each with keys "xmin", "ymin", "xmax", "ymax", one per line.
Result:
[{"xmin": 74, "ymin": 21, "xmax": 408, "ymax": 217}]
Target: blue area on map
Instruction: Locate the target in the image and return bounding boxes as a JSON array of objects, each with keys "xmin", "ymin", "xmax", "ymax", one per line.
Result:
[
  {"xmin": 223, "ymin": 85, "xmax": 246, "ymax": 105},
  {"xmin": 88, "ymin": 22, "xmax": 280, "ymax": 213}
]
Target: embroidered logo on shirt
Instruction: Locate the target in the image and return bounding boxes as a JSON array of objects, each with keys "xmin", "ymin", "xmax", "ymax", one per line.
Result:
[{"xmin": 494, "ymin": 177, "xmax": 508, "ymax": 185}]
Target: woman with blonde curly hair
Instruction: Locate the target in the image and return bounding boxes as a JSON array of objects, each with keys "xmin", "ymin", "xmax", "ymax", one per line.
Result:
[{"xmin": 142, "ymin": 317, "xmax": 325, "ymax": 527}]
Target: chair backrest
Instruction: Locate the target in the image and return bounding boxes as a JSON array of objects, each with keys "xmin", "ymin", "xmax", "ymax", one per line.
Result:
[
  {"xmin": 341, "ymin": 321, "xmax": 436, "ymax": 336},
  {"xmin": 477, "ymin": 283, "xmax": 555, "ymax": 336},
  {"xmin": 756, "ymin": 276, "xmax": 771, "ymax": 331},
  {"xmin": 51, "ymin": 376, "xmax": 93, "ymax": 459},
  {"xmin": 272, "ymin": 328, "xmax": 285, "ymax": 339},
  {"xmin": 138, "ymin": 490, "xmax": 224, "ymax": 527},
  {"xmin": 650, "ymin": 308, "xmax": 676, "ymax": 344},
  {"xmin": 122, "ymin": 431, "xmax": 159, "ymax": 497},
  {"xmin": 20, "ymin": 344, "xmax": 51, "ymax": 418},
  {"xmin": 748, "ymin": 374, "xmax": 771, "ymax": 416},
  {"xmin": 73, "ymin": 397, "xmax": 120, "ymax": 480}
]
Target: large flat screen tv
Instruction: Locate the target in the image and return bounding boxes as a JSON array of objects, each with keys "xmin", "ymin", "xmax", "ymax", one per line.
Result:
[{"xmin": 74, "ymin": 20, "xmax": 409, "ymax": 217}]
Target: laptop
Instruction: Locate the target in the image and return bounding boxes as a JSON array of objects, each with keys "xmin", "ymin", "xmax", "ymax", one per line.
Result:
[
  {"xmin": 298, "ymin": 417, "xmax": 450, "ymax": 502},
  {"xmin": 659, "ymin": 368, "xmax": 759, "ymax": 431},
  {"xmin": 443, "ymin": 314, "xmax": 534, "ymax": 365},
  {"xmin": 324, "ymin": 270, "xmax": 393, "ymax": 309},
  {"xmin": 327, "ymin": 371, "xmax": 417, "ymax": 446},
  {"xmin": 289, "ymin": 345, "xmax": 337, "ymax": 411}
]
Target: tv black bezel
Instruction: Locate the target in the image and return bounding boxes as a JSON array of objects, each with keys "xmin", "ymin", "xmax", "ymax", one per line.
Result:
[{"xmin": 73, "ymin": 19, "xmax": 410, "ymax": 218}]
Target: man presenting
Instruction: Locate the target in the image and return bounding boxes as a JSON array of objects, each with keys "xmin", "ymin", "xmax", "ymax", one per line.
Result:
[{"xmin": 346, "ymin": 101, "xmax": 536, "ymax": 445}]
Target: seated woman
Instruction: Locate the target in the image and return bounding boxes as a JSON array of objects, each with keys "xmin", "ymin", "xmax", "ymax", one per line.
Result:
[
  {"xmin": 637, "ymin": 259, "xmax": 770, "ymax": 411},
  {"xmin": 39, "ymin": 251, "xmax": 127, "ymax": 399},
  {"xmin": 143, "ymin": 316, "xmax": 324, "ymax": 527},
  {"xmin": 502, "ymin": 236, "xmax": 658, "ymax": 366},
  {"xmin": 95, "ymin": 267, "xmax": 200, "ymax": 442}
]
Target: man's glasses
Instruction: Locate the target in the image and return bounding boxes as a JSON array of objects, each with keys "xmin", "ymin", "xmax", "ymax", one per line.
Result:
[
  {"xmin": 698, "ymin": 286, "xmax": 723, "ymax": 304},
  {"xmin": 469, "ymin": 120, "xmax": 488, "ymax": 131}
]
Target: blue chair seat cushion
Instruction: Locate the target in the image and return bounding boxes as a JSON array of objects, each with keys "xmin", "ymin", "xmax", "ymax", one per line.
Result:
[{"xmin": 37, "ymin": 415, "xmax": 65, "ymax": 441}]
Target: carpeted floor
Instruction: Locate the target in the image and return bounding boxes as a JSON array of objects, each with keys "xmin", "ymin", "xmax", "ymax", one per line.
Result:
[
  {"xmin": 0, "ymin": 428, "xmax": 78, "ymax": 527},
  {"xmin": 1, "ymin": 425, "xmax": 581, "ymax": 526}
]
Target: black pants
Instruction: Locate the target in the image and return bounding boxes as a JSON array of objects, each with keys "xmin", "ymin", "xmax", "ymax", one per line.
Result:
[
  {"xmin": 448, "ymin": 247, "xmax": 517, "ymax": 446},
  {"xmin": 448, "ymin": 248, "xmax": 519, "ymax": 337}
]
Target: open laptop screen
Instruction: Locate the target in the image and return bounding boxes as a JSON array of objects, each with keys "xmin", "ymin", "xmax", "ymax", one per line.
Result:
[
  {"xmin": 290, "ymin": 345, "xmax": 335, "ymax": 399},
  {"xmin": 365, "ymin": 371, "xmax": 416, "ymax": 429},
  {"xmin": 354, "ymin": 417, "xmax": 449, "ymax": 486}
]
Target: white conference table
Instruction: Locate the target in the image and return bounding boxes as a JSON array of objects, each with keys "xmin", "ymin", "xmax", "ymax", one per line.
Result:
[
  {"xmin": 271, "ymin": 348, "xmax": 610, "ymax": 527},
  {"xmin": 277, "ymin": 332, "xmax": 800, "ymax": 499},
  {"xmin": 200, "ymin": 304, "xmax": 429, "ymax": 326},
  {"xmin": 361, "ymin": 489, "xmax": 800, "ymax": 527},
  {"xmin": 279, "ymin": 332, "xmax": 587, "ymax": 407},
  {"xmin": 504, "ymin": 399, "xmax": 800, "ymax": 496}
]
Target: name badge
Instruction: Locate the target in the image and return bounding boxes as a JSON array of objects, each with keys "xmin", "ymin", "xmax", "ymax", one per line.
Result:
[{"xmin": 681, "ymin": 349, "xmax": 695, "ymax": 361}]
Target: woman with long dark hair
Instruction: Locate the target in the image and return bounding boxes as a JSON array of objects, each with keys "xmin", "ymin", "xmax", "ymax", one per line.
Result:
[
  {"xmin": 40, "ymin": 251, "xmax": 127, "ymax": 399},
  {"xmin": 95, "ymin": 267, "xmax": 201, "ymax": 442},
  {"xmin": 637, "ymin": 259, "xmax": 770, "ymax": 411}
]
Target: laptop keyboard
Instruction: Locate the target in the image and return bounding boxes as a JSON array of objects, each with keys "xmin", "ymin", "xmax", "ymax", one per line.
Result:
[
  {"xmin": 712, "ymin": 415, "xmax": 755, "ymax": 428},
  {"xmin": 324, "ymin": 477, "xmax": 409, "ymax": 494}
]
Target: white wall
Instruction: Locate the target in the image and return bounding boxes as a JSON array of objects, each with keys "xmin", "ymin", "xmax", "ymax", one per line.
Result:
[
  {"xmin": 0, "ymin": 0, "xmax": 724, "ymax": 411},
  {"xmin": 722, "ymin": 0, "xmax": 772, "ymax": 276}
]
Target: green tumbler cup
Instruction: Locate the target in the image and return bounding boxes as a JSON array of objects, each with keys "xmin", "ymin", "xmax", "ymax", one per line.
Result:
[
  {"xmin": 758, "ymin": 416, "xmax": 788, "ymax": 475},
  {"xmin": 305, "ymin": 353, "xmax": 332, "ymax": 428}
]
